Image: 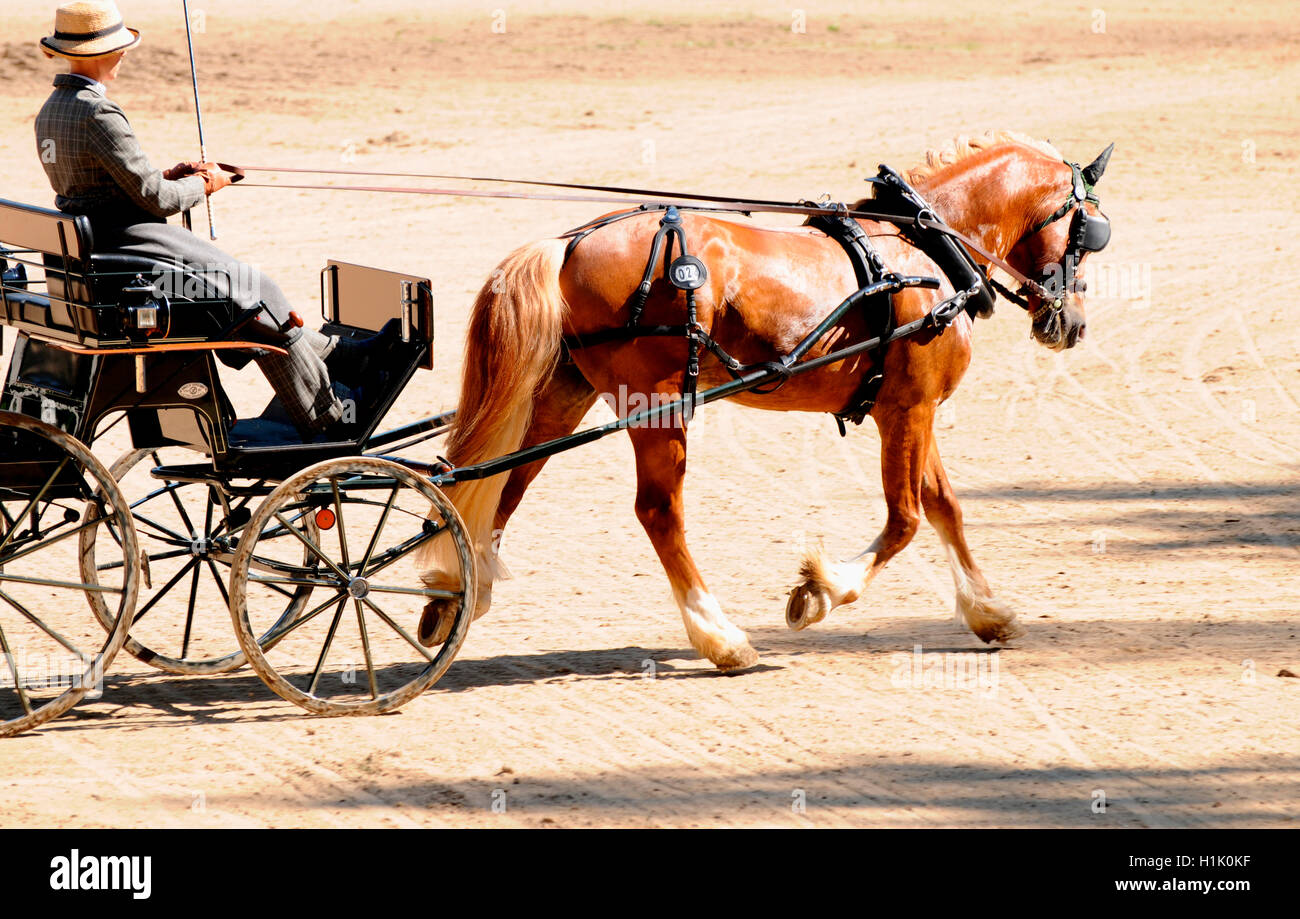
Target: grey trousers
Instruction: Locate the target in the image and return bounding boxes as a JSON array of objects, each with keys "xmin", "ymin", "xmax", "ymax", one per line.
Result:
[{"xmin": 94, "ymin": 221, "xmax": 342, "ymax": 431}]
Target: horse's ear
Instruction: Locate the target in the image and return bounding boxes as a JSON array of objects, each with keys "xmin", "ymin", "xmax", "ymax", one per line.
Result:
[{"xmin": 1082, "ymin": 142, "xmax": 1115, "ymax": 187}]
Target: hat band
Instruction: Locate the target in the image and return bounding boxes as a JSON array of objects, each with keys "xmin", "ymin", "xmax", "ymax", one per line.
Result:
[{"xmin": 53, "ymin": 21, "xmax": 126, "ymax": 41}]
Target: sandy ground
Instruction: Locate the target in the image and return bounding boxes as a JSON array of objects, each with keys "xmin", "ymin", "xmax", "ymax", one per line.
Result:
[{"xmin": 0, "ymin": 0, "xmax": 1297, "ymax": 827}]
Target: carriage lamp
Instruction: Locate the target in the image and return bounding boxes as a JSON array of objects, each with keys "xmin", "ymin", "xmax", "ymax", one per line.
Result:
[
  {"xmin": 124, "ymin": 299, "xmax": 170, "ymax": 338},
  {"xmin": 130, "ymin": 305, "xmax": 159, "ymax": 331},
  {"xmin": 119, "ymin": 274, "xmax": 170, "ymax": 340}
]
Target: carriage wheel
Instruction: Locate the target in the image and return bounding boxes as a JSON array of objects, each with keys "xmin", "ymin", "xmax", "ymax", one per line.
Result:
[
  {"xmin": 79, "ymin": 448, "xmax": 317, "ymax": 675},
  {"xmin": 0, "ymin": 411, "xmax": 138, "ymax": 737},
  {"xmin": 229, "ymin": 457, "xmax": 476, "ymax": 716}
]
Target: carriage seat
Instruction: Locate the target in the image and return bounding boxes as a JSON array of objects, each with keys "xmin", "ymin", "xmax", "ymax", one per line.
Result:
[{"xmin": 0, "ymin": 197, "xmax": 242, "ymax": 348}]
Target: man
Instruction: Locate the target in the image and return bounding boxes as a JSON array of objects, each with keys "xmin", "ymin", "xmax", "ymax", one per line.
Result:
[{"xmin": 35, "ymin": 0, "xmax": 385, "ymax": 435}]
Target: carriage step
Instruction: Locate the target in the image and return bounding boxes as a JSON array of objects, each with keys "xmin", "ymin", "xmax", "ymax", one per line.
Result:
[{"xmin": 148, "ymin": 463, "xmax": 227, "ymax": 486}]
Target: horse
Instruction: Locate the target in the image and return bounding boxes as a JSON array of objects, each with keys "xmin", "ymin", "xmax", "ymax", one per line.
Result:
[{"xmin": 417, "ymin": 131, "xmax": 1113, "ymax": 671}]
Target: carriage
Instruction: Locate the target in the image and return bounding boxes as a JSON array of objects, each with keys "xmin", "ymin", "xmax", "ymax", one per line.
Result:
[
  {"xmin": 0, "ymin": 140, "xmax": 1112, "ymax": 735},
  {"xmin": 0, "ymin": 197, "xmax": 477, "ymax": 734}
]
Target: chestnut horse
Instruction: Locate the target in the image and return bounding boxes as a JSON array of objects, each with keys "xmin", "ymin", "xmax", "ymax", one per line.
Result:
[{"xmin": 418, "ymin": 132, "xmax": 1113, "ymax": 670}]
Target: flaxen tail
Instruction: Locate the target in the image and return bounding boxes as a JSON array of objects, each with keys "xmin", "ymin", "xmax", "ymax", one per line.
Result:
[{"xmin": 418, "ymin": 239, "xmax": 569, "ymax": 599}]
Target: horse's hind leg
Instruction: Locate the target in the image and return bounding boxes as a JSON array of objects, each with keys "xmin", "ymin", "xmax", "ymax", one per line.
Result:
[
  {"xmin": 918, "ymin": 440, "xmax": 1023, "ymax": 643},
  {"xmin": 494, "ymin": 362, "xmax": 599, "ymax": 530},
  {"xmin": 419, "ymin": 362, "xmax": 597, "ymax": 646},
  {"xmin": 628, "ymin": 423, "xmax": 758, "ymax": 671}
]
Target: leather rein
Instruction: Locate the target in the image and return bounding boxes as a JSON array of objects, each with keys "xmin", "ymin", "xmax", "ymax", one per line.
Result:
[{"xmin": 225, "ymin": 163, "xmax": 1084, "ymax": 312}]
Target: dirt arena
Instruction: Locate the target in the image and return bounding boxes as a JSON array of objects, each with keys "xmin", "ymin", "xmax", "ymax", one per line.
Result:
[{"xmin": 0, "ymin": 0, "xmax": 1297, "ymax": 827}]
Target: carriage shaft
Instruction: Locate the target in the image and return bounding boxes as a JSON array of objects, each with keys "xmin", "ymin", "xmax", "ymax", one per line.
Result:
[{"xmin": 430, "ymin": 283, "xmax": 977, "ymax": 485}]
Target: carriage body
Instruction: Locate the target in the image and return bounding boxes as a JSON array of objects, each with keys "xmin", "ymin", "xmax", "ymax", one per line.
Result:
[{"xmin": 0, "ymin": 197, "xmax": 474, "ymax": 735}]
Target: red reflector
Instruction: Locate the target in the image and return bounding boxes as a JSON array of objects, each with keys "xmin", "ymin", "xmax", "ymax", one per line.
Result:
[{"xmin": 315, "ymin": 508, "xmax": 336, "ymax": 530}]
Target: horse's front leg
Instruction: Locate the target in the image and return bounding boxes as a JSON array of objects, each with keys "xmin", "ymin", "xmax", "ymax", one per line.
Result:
[
  {"xmin": 918, "ymin": 439, "xmax": 1023, "ymax": 643},
  {"xmin": 786, "ymin": 402, "xmax": 932, "ymax": 630},
  {"xmin": 628, "ymin": 423, "xmax": 759, "ymax": 671}
]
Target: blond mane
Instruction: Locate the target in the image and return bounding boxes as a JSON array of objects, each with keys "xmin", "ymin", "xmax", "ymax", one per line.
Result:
[{"xmin": 901, "ymin": 131, "xmax": 1063, "ymax": 185}]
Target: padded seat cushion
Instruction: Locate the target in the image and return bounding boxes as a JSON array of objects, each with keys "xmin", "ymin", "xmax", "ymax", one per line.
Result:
[{"xmin": 227, "ymin": 415, "xmax": 302, "ymax": 449}]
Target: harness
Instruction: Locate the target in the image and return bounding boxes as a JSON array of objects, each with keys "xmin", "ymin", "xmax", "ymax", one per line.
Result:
[
  {"xmin": 562, "ymin": 206, "xmax": 733, "ymax": 418},
  {"xmin": 558, "ymin": 159, "xmax": 1109, "ymax": 432},
  {"xmin": 803, "ymin": 212, "xmax": 894, "ymax": 430},
  {"xmin": 868, "ymin": 166, "xmax": 999, "ymax": 318}
]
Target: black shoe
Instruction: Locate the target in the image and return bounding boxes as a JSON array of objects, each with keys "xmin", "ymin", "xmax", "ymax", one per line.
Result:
[{"xmin": 327, "ymin": 319, "xmax": 403, "ymax": 388}]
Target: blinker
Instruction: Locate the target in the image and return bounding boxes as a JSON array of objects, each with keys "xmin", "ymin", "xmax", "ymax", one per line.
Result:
[{"xmin": 1071, "ymin": 208, "xmax": 1110, "ymax": 253}]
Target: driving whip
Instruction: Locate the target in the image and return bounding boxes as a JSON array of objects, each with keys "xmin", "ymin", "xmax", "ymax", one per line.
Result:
[{"xmin": 181, "ymin": 0, "xmax": 216, "ymax": 239}]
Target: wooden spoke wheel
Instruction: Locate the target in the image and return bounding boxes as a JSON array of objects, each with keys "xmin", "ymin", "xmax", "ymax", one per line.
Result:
[
  {"xmin": 0, "ymin": 412, "xmax": 139, "ymax": 737},
  {"xmin": 79, "ymin": 448, "xmax": 316, "ymax": 675},
  {"xmin": 229, "ymin": 457, "xmax": 476, "ymax": 716}
]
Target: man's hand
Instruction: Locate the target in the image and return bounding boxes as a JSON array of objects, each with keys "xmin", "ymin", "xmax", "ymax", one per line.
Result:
[
  {"xmin": 197, "ymin": 162, "xmax": 234, "ymax": 196},
  {"xmin": 163, "ymin": 160, "xmax": 203, "ymax": 180}
]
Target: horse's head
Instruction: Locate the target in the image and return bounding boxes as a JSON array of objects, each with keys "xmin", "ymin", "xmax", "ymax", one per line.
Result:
[{"xmin": 1005, "ymin": 143, "xmax": 1114, "ymax": 351}]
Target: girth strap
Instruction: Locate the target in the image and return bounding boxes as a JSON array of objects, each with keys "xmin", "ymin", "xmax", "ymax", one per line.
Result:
[
  {"xmin": 805, "ymin": 213, "xmax": 894, "ymax": 429},
  {"xmin": 565, "ymin": 207, "xmax": 711, "ymax": 419}
]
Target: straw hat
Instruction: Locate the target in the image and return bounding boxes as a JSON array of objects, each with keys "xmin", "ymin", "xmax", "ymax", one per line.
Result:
[{"xmin": 39, "ymin": 1, "xmax": 141, "ymax": 59}]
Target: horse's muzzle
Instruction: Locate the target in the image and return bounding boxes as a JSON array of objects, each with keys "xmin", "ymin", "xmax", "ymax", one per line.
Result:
[{"xmin": 1031, "ymin": 302, "xmax": 1086, "ymax": 351}]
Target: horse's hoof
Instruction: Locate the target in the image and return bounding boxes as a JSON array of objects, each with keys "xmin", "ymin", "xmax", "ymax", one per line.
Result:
[
  {"xmin": 975, "ymin": 619, "xmax": 1025, "ymax": 644},
  {"xmin": 955, "ymin": 585, "xmax": 1024, "ymax": 644},
  {"xmin": 785, "ymin": 584, "xmax": 830, "ymax": 631},
  {"xmin": 418, "ymin": 598, "xmax": 458, "ymax": 647},
  {"xmin": 714, "ymin": 643, "xmax": 760, "ymax": 671}
]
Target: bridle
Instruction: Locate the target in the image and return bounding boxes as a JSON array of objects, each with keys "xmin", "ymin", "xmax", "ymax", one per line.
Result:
[{"xmin": 988, "ymin": 159, "xmax": 1112, "ymax": 317}]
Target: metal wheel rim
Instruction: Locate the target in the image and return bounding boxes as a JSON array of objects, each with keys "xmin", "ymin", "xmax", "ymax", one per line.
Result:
[
  {"xmin": 228, "ymin": 456, "xmax": 476, "ymax": 716},
  {"xmin": 0, "ymin": 411, "xmax": 139, "ymax": 737}
]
